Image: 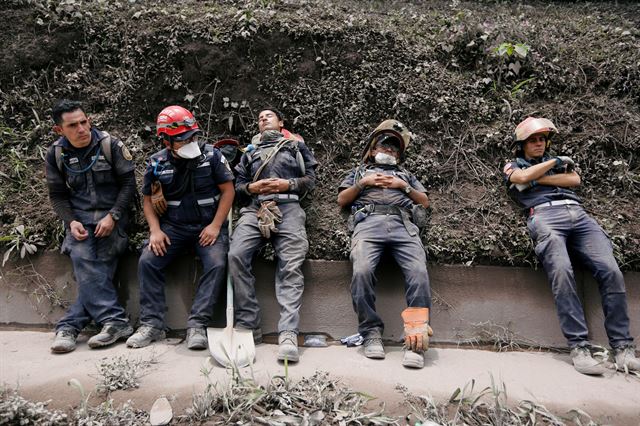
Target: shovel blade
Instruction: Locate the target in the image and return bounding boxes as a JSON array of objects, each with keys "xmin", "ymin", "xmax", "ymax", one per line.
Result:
[{"xmin": 207, "ymin": 326, "xmax": 256, "ymax": 368}]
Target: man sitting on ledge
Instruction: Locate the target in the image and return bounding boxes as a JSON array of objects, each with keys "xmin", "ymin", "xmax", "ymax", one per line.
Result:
[
  {"xmin": 337, "ymin": 119, "xmax": 432, "ymax": 369},
  {"xmin": 45, "ymin": 99, "xmax": 136, "ymax": 353},
  {"xmin": 503, "ymin": 116, "xmax": 639, "ymax": 375}
]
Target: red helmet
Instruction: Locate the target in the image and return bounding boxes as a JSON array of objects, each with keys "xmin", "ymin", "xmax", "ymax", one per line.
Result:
[{"xmin": 156, "ymin": 105, "xmax": 201, "ymax": 141}]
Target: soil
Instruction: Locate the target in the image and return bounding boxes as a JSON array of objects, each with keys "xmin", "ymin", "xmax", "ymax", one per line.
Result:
[{"xmin": 1, "ymin": 0, "xmax": 639, "ymax": 269}]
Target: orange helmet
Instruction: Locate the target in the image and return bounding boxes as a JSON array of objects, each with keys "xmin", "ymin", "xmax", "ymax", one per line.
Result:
[
  {"xmin": 156, "ymin": 105, "xmax": 201, "ymax": 141},
  {"xmin": 512, "ymin": 117, "xmax": 558, "ymax": 149}
]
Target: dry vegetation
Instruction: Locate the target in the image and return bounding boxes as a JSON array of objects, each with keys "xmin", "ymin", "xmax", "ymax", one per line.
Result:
[{"xmin": 1, "ymin": 0, "xmax": 639, "ymax": 269}]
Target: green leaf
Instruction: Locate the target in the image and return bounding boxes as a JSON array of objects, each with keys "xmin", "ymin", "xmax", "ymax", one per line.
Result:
[{"xmin": 514, "ymin": 43, "xmax": 529, "ymax": 58}]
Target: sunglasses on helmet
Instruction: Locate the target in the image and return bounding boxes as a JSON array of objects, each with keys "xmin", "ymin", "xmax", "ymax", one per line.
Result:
[{"xmin": 157, "ymin": 117, "xmax": 197, "ymax": 130}]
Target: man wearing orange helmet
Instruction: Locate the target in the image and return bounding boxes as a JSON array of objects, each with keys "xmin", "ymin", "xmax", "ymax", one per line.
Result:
[
  {"xmin": 127, "ymin": 105, "xmax": 234, "ymax": 350},
  {"xmin": 229, "ymin": 108, "xmax": 317, "ymax": 363},
  {"xmin": 504, "ymin": 116, "xmax": 638, "ymax": 375},
  {"xmin": 337, "ymin": 120, "xmax": 432, "ymax": 369},
  {"xmin": 45, "ymin": 99, "xmax": 136, "ymax": 353}
]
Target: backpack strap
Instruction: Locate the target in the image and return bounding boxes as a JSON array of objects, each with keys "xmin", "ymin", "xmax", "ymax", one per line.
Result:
[
  {"xmin": 99, "ymin": 131, "xmax": 113, "ymax": 165},
  {"xmin": 54, "ymin": 143, "xmax": 64, "ymax": 174},
  {"xmin": 54, "ymin": 132, "xmax": 114, "ymax": 175}
]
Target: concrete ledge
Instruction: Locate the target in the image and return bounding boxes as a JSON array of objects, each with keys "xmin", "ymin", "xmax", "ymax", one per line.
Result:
[{"xmin": 1, "ymin": 252, "xmax": 638, "ymax": 348}]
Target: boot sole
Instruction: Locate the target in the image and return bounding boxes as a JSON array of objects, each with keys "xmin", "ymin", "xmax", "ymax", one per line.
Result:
[
  {"xmin": 575, "ymin": 366, "xmax": 607, "ymax": 375},
  {"xmin": 278, "ymin": 351, "xmax": 300, "ymax": 363},
  {"xmin": 50, "ymin": 346, "xmax": 76, "ymax": 354},
  {"xmin": 187, "ymin": 341, "xmax": 208, "ymax": 350},
  {"xmin": 402, "ymin": 359, "xmax": 424, "ymax": 369},
  {"xmin": 88, "ymin": 327, "xmax": 134, "ymax": 349},
  {"xmin": 364, "ymin": 352, "xmax": 386, "ymax": 359},
  {"xmin": 126, "ymin": 332, "xmax": 166, "ymax": 348}
]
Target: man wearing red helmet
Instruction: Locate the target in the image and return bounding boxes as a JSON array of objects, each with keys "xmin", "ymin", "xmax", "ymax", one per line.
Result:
[
  {"xmin": 127, "ymin": 106, "xmax": 234, "ymax": 350},
  {"xmin": 228, "ymin": 108, "xmax": 317, "ymax": 363},
  {"xmin": 503, "ymin": 117, "xmax": 639, "ymax": 375}
]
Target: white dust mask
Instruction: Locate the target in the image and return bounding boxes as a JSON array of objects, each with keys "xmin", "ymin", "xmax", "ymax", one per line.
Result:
[
  {"xmin": 374, "ymin": 152, "xmax": 397, "ymax": 165},
  {"xmin": 176, "ymin": 141, "xmax": 201, "ymax": 159}
]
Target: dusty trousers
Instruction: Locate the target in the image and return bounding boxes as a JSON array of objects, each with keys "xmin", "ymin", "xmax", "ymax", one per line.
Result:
[
  {"xmin": 349, "ymin": 214, "xmax": 431, "ymax": 338},
  {"xmin": 56, "ymin": 225, "xmax": 129, "ymax": 332},
  {"xmin": 527, "ymin": 204, "xmax": 633, "ymax": 348},
  {"xmin": 137, "ymin": 222, "xmax": 228, "ymax": 329},
  {"xmin": 229, "ymin": 202, "xmax": 308, "ymax": 333}
]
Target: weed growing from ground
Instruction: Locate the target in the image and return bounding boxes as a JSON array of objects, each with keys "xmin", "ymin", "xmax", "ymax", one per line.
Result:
[
  {"xmin": 0, "ymin": 386, "xmax": 67, "ymax": 425},
  {"xmin": 398, "ymin": 376, "xmax": 598, "ymax": 426},
  {"xmin": 183, "ymin": 362, "xmax": 398, "ymax": 424},
  {"xmin": 94, "ymin": 352, "xmax": 158, "ymax": 394}
]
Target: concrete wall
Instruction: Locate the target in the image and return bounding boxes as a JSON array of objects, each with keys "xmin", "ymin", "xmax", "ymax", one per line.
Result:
[{"xmin": 1, "ymin": 252, "xmax": 638, "ymax": 348}]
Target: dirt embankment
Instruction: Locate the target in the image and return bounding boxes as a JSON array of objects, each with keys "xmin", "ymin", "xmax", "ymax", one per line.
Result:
[{"xmin": 1, "ymin": 0, "xmax": 639, "ymax": 268}]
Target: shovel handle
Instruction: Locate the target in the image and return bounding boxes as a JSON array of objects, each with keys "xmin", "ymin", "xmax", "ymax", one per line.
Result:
[{"xmin": 226, "ymin": 209, "xmax": 234, "ymax": 325}]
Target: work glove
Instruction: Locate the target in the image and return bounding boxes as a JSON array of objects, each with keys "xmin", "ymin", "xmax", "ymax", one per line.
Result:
[
  {"xmin": 555, "ymin": 156, "xmax": 575, "ymax": 172},
  {"xmin": 257, "ymin": 201, "xmax": 282, "ymax": 239},
  {"xmin": 151, "ymin": 181, "xmax": 167, "ymax": 216},
  {"xmin": 402, "ymin": 307, "xmax": 433, "ymax": 353}
]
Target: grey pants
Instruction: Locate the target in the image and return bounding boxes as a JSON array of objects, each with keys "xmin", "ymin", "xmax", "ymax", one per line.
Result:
[{"xmin": 229, "ymin": 202, "xmax": 309, "ymax": 333}]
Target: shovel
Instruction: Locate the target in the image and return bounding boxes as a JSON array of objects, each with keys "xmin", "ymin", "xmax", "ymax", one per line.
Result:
[{"xmin": 207, "ymin": 211, "xmax": 256, "ymax": 368}]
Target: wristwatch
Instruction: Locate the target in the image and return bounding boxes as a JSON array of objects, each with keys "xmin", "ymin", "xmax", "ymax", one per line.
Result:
[
  {"xmin": 403, "ymin": 185, "xmax": 412, "ymax": 194},
  {"xmin": 109, "ymin": 211, "xmax": 121, "ymax": 221}
]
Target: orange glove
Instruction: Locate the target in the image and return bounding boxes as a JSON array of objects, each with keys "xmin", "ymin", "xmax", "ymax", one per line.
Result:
[
  {"xmin": 402, "ymin": 307, "xmax": 433, "ymax": 352},
  {"xmin": 151, "ymin": 181, "xmax": 167, "ymax": 216}
]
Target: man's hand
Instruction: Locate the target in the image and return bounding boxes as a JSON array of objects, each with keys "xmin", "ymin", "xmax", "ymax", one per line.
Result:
[
  {"xmin": 555, "ymin": 156, "xmax": 575, "ymax": 169},
  {"xmin": 250, "ymin": 178, "xmax": 289, "ymax": 195},
  {"xmin": 69, "ymin": 220, "xmax": 89, "ymax": 241},
  {"xmin": 151, "ymin": 181, "xmax": 167, "ymax": 216},
  {"xmin": 199, "ymin": 223, "xmax": 220, "ymax": 247},
  {"xmin": 94, "ymin": 214, "xmax": 115, "ymax": 238},
  {"xmin": 359, "ymin": 173, "xmax": 406, "ymax": 189},
  {"xmin": 257, "ymin": 201, "xmax": 283, "ymax": 239},
  {"xmin": 148, "ymin": 229, "xmax": 171, "ymax": 256}
]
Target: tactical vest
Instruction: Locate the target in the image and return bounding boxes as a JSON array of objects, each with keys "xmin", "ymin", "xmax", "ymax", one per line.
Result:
[
  {"xmin": 245, "ymin": 138, "xmax": 306, "ymax": 181},
  {"xmin": 53, "ymin": 131, "xmax": 121, "ymax": 224},
  {"xmin": 150, "ymin": 144, "xmax": 221, "ymax": 225}
]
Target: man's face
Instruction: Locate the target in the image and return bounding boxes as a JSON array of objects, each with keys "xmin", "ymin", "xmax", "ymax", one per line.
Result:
[
  {"xmin": 371, "ymin": 135, "xmax": 401, "ymax": 161},
  {"xmin": 54, "ymin": 109, "xmax": 92, "ymax": 148},
  {"xmin": 164, "ymin": 134, "xmax": 198, "ymax": 155},
  {"xmin": 258, "ymin": 110, "xmax": 283, "ymax": 133},
  {"xmin": 522, "ymin": 133, "xmax": 547, "ymax": 159}
]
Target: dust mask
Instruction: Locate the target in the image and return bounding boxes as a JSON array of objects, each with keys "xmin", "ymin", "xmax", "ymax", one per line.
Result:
[
  {"xmin": 176, "ymin": 141, "xmax": 201, "ymax": 159},
  {"xmin": 374, "ymin": 152, "xmax": 397, "ymax": 165}
]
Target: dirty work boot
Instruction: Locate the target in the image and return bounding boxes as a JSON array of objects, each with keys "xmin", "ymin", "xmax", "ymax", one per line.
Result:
[
  {"xmin": 87, "ymin": 323, "xmax": 134, "ymax": 349},
  {"xmin": 186, "ymin": 327, "xmax": 207, "ymax": 350},
  {"xmin": 614, "ymin": 345, "xmax": 640, "ymax": 372},
  {"xmin": 363, "ymin": 333, "xmax": 385, "ymax": 359},
  {"xmin": 126, "ymin": 325, "xmax": 165, "ymax": 349},
  {"xmin": 402, "ymin": 350, "xmax": 425, "ymax": 369},
  {"xmin": 51, "ymin": 329, "xmax": 78, "ymax": 354},
  {"xmin": 277, "ymin": 331, "xmax": 299, "ymax": 363},
  {"xmin": 570, "ymin": 346, "xmax": 608, "ymax": 375}
]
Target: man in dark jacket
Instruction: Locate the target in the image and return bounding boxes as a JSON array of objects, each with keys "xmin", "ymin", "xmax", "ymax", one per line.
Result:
[
  {"xmin": 127, "ymin": 105, "xmax": 234, "ymax": 350},
  {"xmin": 229, "ymin": 108, "xmax": 317, "ymax": 363},
  {"xmin": 337, "ymin": 119, "xmax": 432, "ymax": 369},
  {"xmin": 45, "ymin": 99, "xmax": 136, "ymax": 353}
]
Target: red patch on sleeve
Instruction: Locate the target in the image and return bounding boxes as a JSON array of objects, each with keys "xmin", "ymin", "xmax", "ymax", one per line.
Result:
[{"xmin": 503, "ymin": 163, "xmax": 514, "ymax": 176}]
